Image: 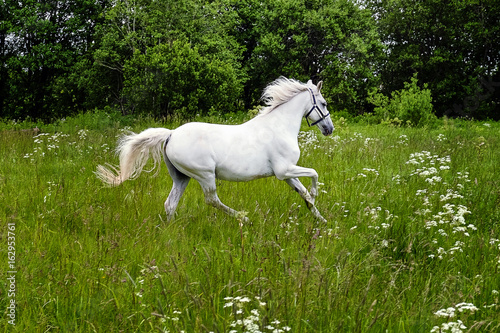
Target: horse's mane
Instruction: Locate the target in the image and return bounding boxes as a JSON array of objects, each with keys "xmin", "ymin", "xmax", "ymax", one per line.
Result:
[{"xmin": 259, "ymin": 77, "xmax": 313, "ymax": 115}]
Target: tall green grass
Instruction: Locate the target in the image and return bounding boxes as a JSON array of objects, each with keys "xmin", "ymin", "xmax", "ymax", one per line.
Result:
[{"xmin": 1, "ymin": 112, "xmax": 499, "ymax": 332}]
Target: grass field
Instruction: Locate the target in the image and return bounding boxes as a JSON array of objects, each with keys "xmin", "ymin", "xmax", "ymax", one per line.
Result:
[{"xmin": 1, "ymin": 112, "xmax": 500, "ymax": 332}]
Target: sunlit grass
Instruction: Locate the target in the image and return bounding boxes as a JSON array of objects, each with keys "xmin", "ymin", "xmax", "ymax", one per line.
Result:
[{"xmin": 1, "ymin": 112, "xmax": 499, "ymax": 332}]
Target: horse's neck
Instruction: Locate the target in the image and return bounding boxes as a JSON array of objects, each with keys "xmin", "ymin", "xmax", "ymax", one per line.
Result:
[{"xmin": 256, "ymin": 93, "xmax": 307, "ymax": 138}]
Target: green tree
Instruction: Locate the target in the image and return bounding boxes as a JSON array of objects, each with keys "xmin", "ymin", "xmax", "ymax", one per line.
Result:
[
  {"xmin": 1, "ymin": 0, "xmax": 109, "ymax": 120},
  {"xmin": 0, "ymin": 1, "xmax": 12, "ymax": 114},
  {"xmin": 90, "ymin": 0, "xmax": 245, "ymax": 116},
  {"xmin": 225, "ymin": 0, "xmax": 383, "ymax": 112},
  {"xmin": 368, "ymin": 0, "xmax": 500, "ymax": 119},
  {"xmin": 123, "ymin": 41, "xmax": 243, "ymax": 117}
]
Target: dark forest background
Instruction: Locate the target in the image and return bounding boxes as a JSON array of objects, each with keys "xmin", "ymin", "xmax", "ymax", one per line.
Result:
[{"xmin": 1, "ymin": 0, "xmax": 499, "ymax": 121}]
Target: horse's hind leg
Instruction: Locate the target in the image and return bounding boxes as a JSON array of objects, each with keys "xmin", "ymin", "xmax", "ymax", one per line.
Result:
[
  {"xmin": 164, "ymin": 153, "xmax": 190, "ymax": 221},
  {"xmin": 198, "ymin": 176, "xmax": 248, "ymax": 221},
  {"xmin": 165, "ymin": 176, "xmax": 190, "ymax": 221}
]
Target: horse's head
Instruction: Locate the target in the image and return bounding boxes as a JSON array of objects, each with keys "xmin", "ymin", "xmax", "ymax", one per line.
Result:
[{"xmin": 305, "ymin": 80, "xmax": 334, "ymax": 136}]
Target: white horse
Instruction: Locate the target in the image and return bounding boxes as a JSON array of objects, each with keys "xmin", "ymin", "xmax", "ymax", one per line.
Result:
[{"xmin": 96, "ymin": 77, "xmax": 334, "ymax": 222}]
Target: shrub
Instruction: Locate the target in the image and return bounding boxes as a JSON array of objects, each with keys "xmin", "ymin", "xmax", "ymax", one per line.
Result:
[
  {"xmin": 368, "ymin": 75, "xmax": 436, "ymax": 126},
  {"xmin": 123, "ymin": 40, "xmax": 244, "ymax": 118}
]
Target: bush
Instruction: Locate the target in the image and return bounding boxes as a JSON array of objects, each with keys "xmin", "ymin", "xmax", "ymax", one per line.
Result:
[
  {"xmin": 123, "ymin": 40, "xmax": 244, "ymax": 118},
  {"xmin": 368, "ymin": 75, "xmax": 436, "ymax": 126}
]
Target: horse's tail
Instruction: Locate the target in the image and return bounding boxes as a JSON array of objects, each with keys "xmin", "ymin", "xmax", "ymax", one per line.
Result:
[{"xmin": 95, "ymin": 128, "xmax": 172, "ymax": 186}]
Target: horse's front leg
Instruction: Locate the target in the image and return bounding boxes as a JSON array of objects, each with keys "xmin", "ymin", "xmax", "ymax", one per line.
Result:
[
  {"xmin": 285, "ymin": 178, "xmax": 315, "ymax": 207},
  {"xmin": 285, "ymin": 178, "xmax": 326, "ymax": 223},
  {"xmin": 278, "ymin": 165, "xmax": 326, "ymax": 222},
  {"xmin": 278, "ymin": 165, "xmax": 319, "ymax": 202}
]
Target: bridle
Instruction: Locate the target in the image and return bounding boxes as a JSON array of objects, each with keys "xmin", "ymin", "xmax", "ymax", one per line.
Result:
[{"xmin": 305, "ymin": 88, "xmax": 330, "ymax": 127}]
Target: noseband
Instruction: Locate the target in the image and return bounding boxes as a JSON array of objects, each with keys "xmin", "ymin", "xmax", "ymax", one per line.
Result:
[{"xmin": 305, "ymin": 88, "xmax": 330, "ymax": 127}]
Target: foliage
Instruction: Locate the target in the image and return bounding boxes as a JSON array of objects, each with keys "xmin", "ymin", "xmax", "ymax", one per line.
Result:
[
  {"xmin": 2, "ymin": 0, "xmax": 500, "ymax": 120},
  {"xmin": 1, "ymin": 0, "xmax": 382, "ymax": 120},
  {"xmin": 368, "ymin": 75, "xmax": 436, "ymax": 127},
  {"xmin": 123, "ymin": 41, "xmax": 243, "ymax": 118},
  {"xmin": 366, "ymin": 0, "xmax": 500, "ymax": 119},
  {"xmin": 0, "ymin": 0, "xmax": 110, "ymax": 120},
  {"xmin": 91, "ymin": 0, "xmax": 245, "ymax": 117},
  {"xmin": 227, "ymin": 0, "xmax": 383, "ymax": 111},
  {"xmin": 1, "ymin": 116, "xmax": 500, "ymax": 331}
]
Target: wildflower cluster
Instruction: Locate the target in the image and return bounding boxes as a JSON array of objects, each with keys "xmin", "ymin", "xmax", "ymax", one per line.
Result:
[
  {"xmin": 43, "ymin": 181, "xmax": 58, "ymax": 204},
  {"xmin": 489, "ymin": 238, "xmax": 500, "ymax": 265},
  {"xmin": 364, "ymin": 137, "xmax": 380, "ymax": 146},
  {"xmin": 430, "ymin": 320, "xmax": 466, "ymax": 333},
  {"xmin": 434, "ymin": 303, "xmax": 478, "ymax": 318},
  {"xmin": 362, "ymin": 204, "xmax": 396, "ymax": 248},
  {"xmin": 327, "ymin": 131, "xmax": 368, "ymax": 146},
  {"xmin": 224, "ymin": 296, "xmax": 290, "ymax": 333},
  {"xmin": 298, "ymin": 130, "xmax": 320, "ymax": 151},
  {"xmin": 397, "ymin": 134, "xmax": 409, "ymax": 145},
  {"xmin": 77, "ymin": 129, "xmax": 88, "ymax": 140},
  {"xmin": 430, "ymin": 302, "xmax": 479, "ymax": 333},
  {"xmin": 358, "ymin": 167, "xmax": 379, "ymax": 178},
  {"xmin": 22, "ymin": 129, "xmax": 102, "ymax": 163},
  {"xmin": 23, "ymin": 132, "xmax": 69, "ymax": 161},
  {"xmin": 404, "ymin": 151, "xmax": 474, "ymax": 260},
  {"xmin": 425, "ymin": 204, "xmax": 474, "ymax": 235},
  {"xmin": 435, "ymin": 133, "xmax": 447, "ymax": 142},
  {"xmin": 124, "ymin": 265, "xmax": 188, "ymax": 331},
  {"xmin": 407, "ymin": 151, "xmax": 451, "ymax": 183}
]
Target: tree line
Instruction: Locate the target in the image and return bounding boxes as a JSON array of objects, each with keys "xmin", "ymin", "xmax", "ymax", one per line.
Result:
[{"xmin": 1, "ymin": 0, "xmax": 499, "ymax": 121}]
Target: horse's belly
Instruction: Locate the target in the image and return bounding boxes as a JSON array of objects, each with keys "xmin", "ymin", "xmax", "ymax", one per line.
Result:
[{"xmin": 215, "ymin": 158, "xmax": 274, "ymax": 182}]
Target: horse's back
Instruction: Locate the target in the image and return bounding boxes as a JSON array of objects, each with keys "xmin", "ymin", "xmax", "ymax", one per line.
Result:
[{"xmin": 165, "ymin": 121, "xmax": 274, "ymax": 181}]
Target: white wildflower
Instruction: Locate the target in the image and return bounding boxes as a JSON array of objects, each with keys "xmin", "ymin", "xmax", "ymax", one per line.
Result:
[
  {"xmin": 430, "ymin": 320, "xmax": 466, "ymax": 333},
  {"xmin": 363, "ymin": 168, "xmax": 379, "ymax": 176},
  {"xmin": 425, "ymin": 220, "xmax": 438, "ymax": 229},
  {"xmin": 436, "ymin": 134, "xmax": 447, "ymax": 142},
  {"xmin": 397, "ymin": 134, "xmax": 408, "ymax": 145},
  {"xmin": 434, "ymin": 307, "xmax": 456, "ymax": 318},
  {"xmin": 455, "ymin": 303, "xmax": 478, "ymax": 313},
  {"xmin": 416, "ymin": 189, "xmax": 428, "ymax": 196},
  {"xmin": 425, "ymin": 176, "xmax": 442, "ymax": 185}
]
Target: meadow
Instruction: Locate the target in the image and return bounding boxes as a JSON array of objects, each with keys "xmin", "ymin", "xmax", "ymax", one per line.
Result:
[{"xmin": 1, "ymin": 112, "xmax": 499, "ymax": 332}]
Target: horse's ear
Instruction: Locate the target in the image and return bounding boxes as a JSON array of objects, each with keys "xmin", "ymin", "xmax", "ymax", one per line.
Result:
[
  {"xmin": 307, "ymin": 80, "xmax": 313, "ymax": 85},
  {"xmin": 317, "ymin": 81, "xmax": 323, "ymax": 91}
]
